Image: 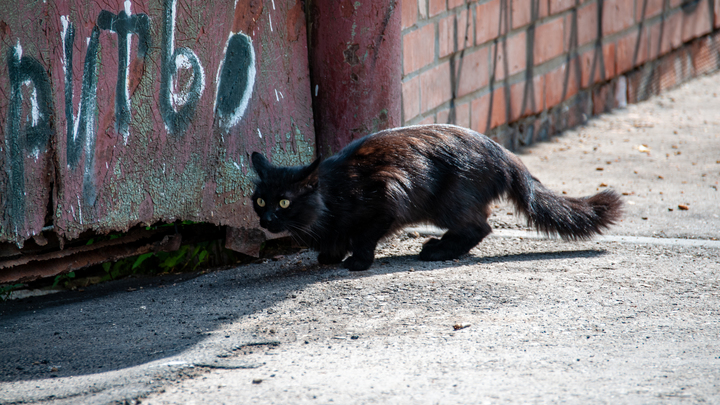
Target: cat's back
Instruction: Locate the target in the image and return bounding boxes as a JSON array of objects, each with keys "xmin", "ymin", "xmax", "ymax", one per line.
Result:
[
  {"xmin": 327, "ymin": 124, "xmax": 496, "ymax": 167},
  {"xmin": 363, "ymin": 124, "xmax": 491, "ymax": 151}
]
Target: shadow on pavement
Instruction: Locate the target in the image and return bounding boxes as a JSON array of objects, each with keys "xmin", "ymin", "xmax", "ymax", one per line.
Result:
[
  {"xmin": 0, "ymin": 246, "xmax": 605, "ymax": 383},
  {"xmin": 0, "ymin": 261, "xmax": 322, "ymax": 383},
  {"xmin": 475, "ymin": 249, "xmax": 607, "ymax": 264}
]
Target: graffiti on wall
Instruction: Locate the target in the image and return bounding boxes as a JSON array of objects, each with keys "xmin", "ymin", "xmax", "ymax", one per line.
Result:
[
  {"xmin": 159, "ymin": 0, "xmax": 205, "ymax": 136},
  {"xmin": 215, "ymin": 33, "xmax": 257, "ymax": 130},
  {"xmin": 2, "ymin": 0, "xmax": 262, "ymax": 243},
  {"xmin": 5, "ymin": 43, "xmax": 54, "ymax": 233}
]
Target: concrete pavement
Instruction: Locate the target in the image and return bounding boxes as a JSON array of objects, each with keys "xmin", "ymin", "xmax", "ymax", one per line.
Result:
[{"xmin": 1, "ymin": 72, "xmax": 719, "ymax": 404}]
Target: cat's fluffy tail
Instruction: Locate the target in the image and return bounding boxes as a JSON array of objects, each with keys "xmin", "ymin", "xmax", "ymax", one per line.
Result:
[{"xmin": 505, "ymin": 156, "xmax": 623, "ymax": 240}]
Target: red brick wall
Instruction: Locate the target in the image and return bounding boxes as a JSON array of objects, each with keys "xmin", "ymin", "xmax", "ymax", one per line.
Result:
[{"xmin": 401, "ymin": 0, "xmax": 720, "ymax": 146}]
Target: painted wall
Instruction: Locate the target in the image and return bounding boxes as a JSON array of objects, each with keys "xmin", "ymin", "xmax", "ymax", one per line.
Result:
[
  {"xmin": 400, "ymin": 0, "xmax": 720, "ymax": 145},
  {"xmin": 0, "ymin": 0, "xmax": 315, "ymax": 247}
]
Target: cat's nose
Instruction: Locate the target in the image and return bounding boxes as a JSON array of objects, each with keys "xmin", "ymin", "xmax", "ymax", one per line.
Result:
[
  {"xmin": 260, "ymin": 212, "xmax": 277, "ymax": 227},
  {"xmin": 262, "ymin": 212, "xmax": 277, "ymax": 222},
  {"xmin": 260, "ymin": 212, "xmax": 284, "ymax": 233}
]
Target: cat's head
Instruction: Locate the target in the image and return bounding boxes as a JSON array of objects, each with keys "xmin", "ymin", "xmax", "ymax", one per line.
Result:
[{"xmin": 251, "ymin": 152, "xmax": 323, "ymax": 234}]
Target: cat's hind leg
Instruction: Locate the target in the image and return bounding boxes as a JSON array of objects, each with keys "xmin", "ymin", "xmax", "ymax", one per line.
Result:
[{"xmin": 419, "ymin": 221, "xmax": 492, "ymax": 261}]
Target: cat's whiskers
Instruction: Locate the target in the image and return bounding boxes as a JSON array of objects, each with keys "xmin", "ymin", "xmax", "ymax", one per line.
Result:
[{"xmin": 286, "ymin": 221, "xmax": 323, "ymax": 244}]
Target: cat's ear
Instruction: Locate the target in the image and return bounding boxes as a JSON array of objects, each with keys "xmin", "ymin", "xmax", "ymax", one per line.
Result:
[
  {"xmin": 298, "ymin": 155, "xmax": 322, "ymax": 188},
  {"xmin": 251, "ymin": 152, "xmax": 272, "ymax": 180},
  {"xmin": 302, "ymin": 155, "xmax": 321, "ymax": 177}
]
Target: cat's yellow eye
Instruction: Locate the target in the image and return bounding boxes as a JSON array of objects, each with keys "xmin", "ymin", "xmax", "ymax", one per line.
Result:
[
  {"xmin": 279, "ymin": 199, "xmax": 290, "ymax": 208},
  {"xmin": 256, "ymin": 198, "xmax": 266, "ymax": 207}
]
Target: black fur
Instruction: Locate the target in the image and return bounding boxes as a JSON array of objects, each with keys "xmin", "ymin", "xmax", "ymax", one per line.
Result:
[{"xmin": 251, "ymin": 124, "xmax": 623, "ymax": 271}]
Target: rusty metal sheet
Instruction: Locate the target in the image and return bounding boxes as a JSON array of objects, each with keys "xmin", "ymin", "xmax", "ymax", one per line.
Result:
[
  {"xmin": 0, "ymin": 0, "xmax": 315, "ymax": 247},
  {"xmin": 308, "ymin": 0, "xmax": 401, "ymax": 155}
]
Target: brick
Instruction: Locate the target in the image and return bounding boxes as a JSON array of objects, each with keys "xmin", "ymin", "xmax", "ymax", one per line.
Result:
[
  {"xmin": 437, "ymin": 108, "xmax": 450, "ymax": 123},
  {"xmin": 545, "ymin": 59, "xmax": 582, "ymax": 109},
  {"xmin": 471, "ymin": 93, "xmax": 491, "ymax": 133},
  {"xmin": 566, "ymin": 57, "xmax": 581, "ymax": 99},
  {"xmin": 591, "ymin": 76, "xmax": 626, "ymax": 114},
  {"xmin": 604, "ymin": 42, "xmax": 617, "ymax": 80},
  {"xmin": 437, "ymin": 102, "xmax": 471, "ymax": 127},
  {"xmin": 490, "ymin": 86, "xmax": 508, "ymax": 128},
  {"xmin": 476, "ymin": 0, "xmax": 503, "ymax": 45},
  {"xmin": 512, "ymin": 0, "xmax": 548, "ymax": 29},
  {"xmin": 616, "ymin": 28, "xmax": 646, "ymax": 74},
  {"xmin": 510, "ymin": 82, "xmax": 524, "ymax": 121},
  {"xmin": 534, "ymin": 17, "xmax": 564, "ymax": 65},
  {"xmin": 636, "ymin": 0, "xmax": 663, "ymax": 21},
  {"xmin": 456, "ymin": 46, "xmax": 490, "ymax": 97},
  {"xmin": 403, "ymin": 24, "xmax": 436, "ymax": 74},
  {"xmin": 592, "ymin": 81, "xmax": 614, "ymax": 115},
  {"xmin": 490, "ymin": 126, "xmax": 515, "ymax": 149},
  {"xmin": 510, "ymin": 75, "xmax": 543, "ymax": 120},
  {"xmin": 456, "ymin": 102, "xmax": 471, "ymax": 128},
  {"xmin": 418, "ymin": 115, "xmax": 436, "ymax": 125},
  {"xmin": 448, "ymin": 0, "xmax": 466, "ymax": 9},
  {"xmin": 402, "ymin": 0, "xmax": 419, "ymax": 29},
  {"xmin": 439, "ymin": 9, "xmax": 472, "ymax": 57},
  {"xmin": 634, "ymin": 28, "xmax": 649, "ymax": 67},
  {"xmin": 647, "ymin": 20, "xmax": 662, "ymax": 59},
  {"xmin": 420, "ymin": 62, "xmax": 452, "ymax": 112},
  {"xmin": 602, "ymin": 0, "xmax": 635, "ymax": 36},
  {"xmin": 402, "ymin": 76, "xmax": 421, "ymax": 121},
  {"xmin": 580, "ymin": 48, "xmax": 597, "ymax": 86},
  {"xmin": 549, "ymin": 0, "xmax": 574, "ymax": 15},
  {"xmin": 690, "ymin": 37, "xmax": 718, "ymax": 76},
  {"xmin": 569, "ymin": 92, "xmax": 591, "ymax": 127},
  {"xmin": 516, "ymin": 117, "xmax": 543, "ymax": 145},
  {"xmin": 681, "ymin": 0, "xmax": 712, "ymax": 43},
  {"xmin": 658, "ymin": 56, "xmax": 677, "ymax": 92},
  {"xmin": 661, "ymin": 11, "xmax": 683, "ymax": 55},
  {"xmin": 580, "ymin": 43, "xmax": 615, "ymax": 87},
  {"xmin": 534, "ymin": 73, "xmax": 546, "ymax": 113},
  {"xmin": 625, "ymin": 69, "xmax": 643, "ymax": 104},
  {"xmin": 470, "ymin": 87, "xmax": 507, "ymax": 132},
  {"xmin": 678, "ymin": 51, "xmax": 693, "ymax": 83},
  {"xmin": 544, "ymin": 63, "xmax": 564, "ymax": 109},
  {"xmin": 429, "ymin": 0, "xmax": 446, "ymax": 16},
  {"xmin": 576, "ymin": 2, "xmax": 598, "ymax": 47},
  {"xmin": 493, "ymin": 30, "xmax": 527, "ymax": 80}
]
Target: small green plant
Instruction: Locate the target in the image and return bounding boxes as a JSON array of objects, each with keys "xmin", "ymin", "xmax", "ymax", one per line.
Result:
[
  {"xmin": 132, "ymin": 253, "xmax": 154, "ymax": 270},
  {"xmin": 52, "ymin": 272, "xmax": 76, "ymax": 288},
  {"xmin": 155, "ymin": 241, "xmax": 213, "ymax": 273},
  {"xmin": 0, "ymin": 284, "xmax": 24, "ymax": 301},
  {"xmin": 96, "ymin": 240, "xmax": 230, "ymax": 283}
]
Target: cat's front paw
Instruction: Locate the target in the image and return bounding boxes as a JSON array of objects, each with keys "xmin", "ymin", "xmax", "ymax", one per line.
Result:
[
  {"xmin": 422, "ymin": 237, "xmax": 442, "ymax": 249},
  {"xmin": 318, "ymin": 252, "xmax": 344, "ymax": 265},
  {"xmin": 419, "ymin": 242, "xmax": 461, "ymax": 261},
  {"xmin": 342, "ymin": 255, "xmax": 373, "ymax": 271}
]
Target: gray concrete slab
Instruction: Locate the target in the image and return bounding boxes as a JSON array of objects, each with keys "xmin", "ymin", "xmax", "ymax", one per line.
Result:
[{"xmin": 1, "ymin": 72, "xmax": 719, "ymax": 404}]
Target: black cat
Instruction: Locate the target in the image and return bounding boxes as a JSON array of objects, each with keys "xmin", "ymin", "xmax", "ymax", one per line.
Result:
[{"xmin": 251, "ymin": 124, "xmax": 622, "ymax": 271}]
